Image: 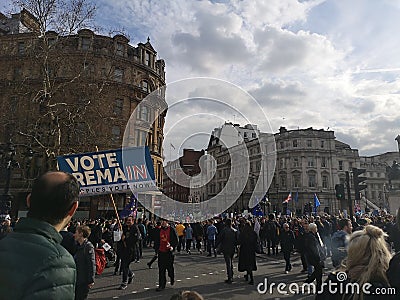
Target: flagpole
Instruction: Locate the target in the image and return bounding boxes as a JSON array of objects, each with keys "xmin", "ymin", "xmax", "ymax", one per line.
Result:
[{"xmin": 110, "ymin": 194, "xmax": 122, "ymax": 230}]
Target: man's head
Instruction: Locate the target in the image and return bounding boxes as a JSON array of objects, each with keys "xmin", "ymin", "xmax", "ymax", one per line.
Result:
[
  {"xmin": 283, "ymin": 223, "xmax": 290, "ymax": 231},
  {"xmin": 27, "ymin": 171, "xmax": 79, "ymax": 228},
  {"xmin": 225, "ymin": 218, "xmax": 232, "ymax": 227},
  {"xmin": 338, "ymin": 218, "xmax": 352, "ymax": 234},
  {"xmin": 161, "ymin": 219, "xmax": 168, "ymax": 227},
  {"xmin": 125, "ymin": 216, "xmax": 134, "ymax": 226}
]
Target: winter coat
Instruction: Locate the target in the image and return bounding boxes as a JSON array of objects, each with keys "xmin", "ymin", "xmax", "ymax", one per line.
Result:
[
  {"xmin": 303, "ymin": 231, "xmax": 323, "ymax": 267},
  {"xmin": 280, "ymin": 229, "xmax": 295, "ymax": 252},
  {"xmin": 0, "ymin": 217, "xmax": 76, "ymax": 299},
  {"xmin": 238, "ymin": 230, "xmax": 258, "ymax": 272},
  {"xmin": 217, "ymin": 226, "xmax": 238, "ymax": 256},
  {"xmin": 74, "ymin": 240, "xmax": 96, "ymax": 286}
]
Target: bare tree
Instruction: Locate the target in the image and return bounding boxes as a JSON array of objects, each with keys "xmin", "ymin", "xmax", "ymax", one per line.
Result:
[{"xmin": 2, "ymin": 0, "xmax": 100, "ymax": 169}]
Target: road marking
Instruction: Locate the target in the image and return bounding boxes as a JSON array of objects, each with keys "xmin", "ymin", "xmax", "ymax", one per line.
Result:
[
  {"xmin": 202, "ymin": 274, "xmax": 206, "ymax": 276},
  {"xmin": 194, "ymin": 275, "xmax": 199, "ymax": 278},
  {"xmin": 112, "ymin": 297, "xmax": 119, "ymax": 299},
  {"xmin": 177, "ymin": 279, "xmax": 182, "ymax": 282},
  {"xmin": 186, "ymin": 277, "xmax": 191, "ymax": 280},
  {"xmin": 131, "ymin": 291, "xmax": 137, "ymax": 294},
  {"xmin": 221, "ymin": 269, "xmax": 225, "ymax": 271},
  {"xmin": 209, "ymin": 272, "xmax": 213, "ymax": 275},
  {"xmin": 144, "ymin": 287, "xmax": 150, "ymax": 290}
]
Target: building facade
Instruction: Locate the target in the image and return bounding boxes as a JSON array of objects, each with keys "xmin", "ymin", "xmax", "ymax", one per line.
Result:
[
  {"xmin": 0, "ymin": 9, "xmax": 167, "ymax": 218},
  {"xmin": 201, "ymin": 124, "xmax": 369, "ymax": 216}
]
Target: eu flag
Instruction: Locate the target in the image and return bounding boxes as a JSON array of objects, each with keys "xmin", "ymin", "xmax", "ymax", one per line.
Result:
[
  {"xmin": 120, "ymin": 194, "xmax": 137, "ymax": 218},
  {"xmin": 314, "ymin": 193, "xmax": 320, "ymax": 213}
]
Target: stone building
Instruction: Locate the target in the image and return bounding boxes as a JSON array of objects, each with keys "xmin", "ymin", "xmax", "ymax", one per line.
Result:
[
  {"xmin": 0, "ymin": 9, "xmax": 167, "ymax": 218},
  {"xmin": 360, "ymin": 151, "xmax": 400, "ymax": 213},
  {"xmin": 202, "ymin": 124, "xmax": 365, "ymax": 215}
]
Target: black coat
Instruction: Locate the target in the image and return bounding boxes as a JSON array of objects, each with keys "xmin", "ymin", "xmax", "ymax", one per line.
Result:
[
  {"xmin": 217, "ymin": 226, "xmax": 238, "ymax": 256},
  {"xmin": 60, "ymin": 230, "xmax": 77, "ymax": 256},
  {"xmin": 303, "ymin": 232, "xmax": 323, "ymax": 266},
  {"xmin": 74, "ymin": 240, "xmax": 96, "ymax": 285},
  {"xmin": 280, "ymin": 229, "xmax": 295, "ymax": 252},
  {"xmin": 238, "ymin": 230, "xmax": 258, "ymax": 272}
]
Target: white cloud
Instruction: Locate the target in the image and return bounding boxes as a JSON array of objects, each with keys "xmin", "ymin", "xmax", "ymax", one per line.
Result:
[{"xmin": 2, "ymin": 0, "xmax": 400, "ymax": 157}]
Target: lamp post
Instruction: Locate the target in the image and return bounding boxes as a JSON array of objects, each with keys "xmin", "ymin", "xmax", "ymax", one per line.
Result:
[
  {"xmin": 0, "ymin": 142, "xmax": 34, "ymax": 216},
  {"xmin": 1, "ymin": 142, "xmax": 17, "ymax": 215}
]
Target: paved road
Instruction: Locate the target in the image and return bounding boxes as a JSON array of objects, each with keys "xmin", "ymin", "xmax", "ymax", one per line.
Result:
[{"xmin": 88, "ymin": 248, "xmax": 325, "ymax": 300}]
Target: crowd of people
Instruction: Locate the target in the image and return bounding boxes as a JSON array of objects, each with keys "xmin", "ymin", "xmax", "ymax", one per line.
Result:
[{"xmin": 1, "ymin": 171, "xmax": 400, "ymax": 299}]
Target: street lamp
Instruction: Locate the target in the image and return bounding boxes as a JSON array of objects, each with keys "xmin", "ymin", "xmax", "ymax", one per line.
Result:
[
  {"xmin": 0, "ymin": 142, "xmax": 18, "ymax": 215},
  {"xmin": 0, "ymin": 141, "xmax": 34, "ymax": 216}
]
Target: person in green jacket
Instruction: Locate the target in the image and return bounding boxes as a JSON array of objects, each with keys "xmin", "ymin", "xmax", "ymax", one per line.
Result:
[{"xmin": 0, "ymin": 171, "xmax": 80, "ymax": 300}]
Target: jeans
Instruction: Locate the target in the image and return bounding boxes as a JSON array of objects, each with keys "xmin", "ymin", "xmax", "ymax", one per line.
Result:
[{"xmin": 207, "ymin": 239, "xmax": 216, "ymax": 256}]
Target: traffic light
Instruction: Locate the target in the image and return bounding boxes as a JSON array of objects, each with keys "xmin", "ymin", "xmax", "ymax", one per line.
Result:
[
  {"xmin": 335, "ymin": 183, "xmax": 345, "ymax": 200},
  {"xmin": 352, "ymin": 168, "xmax": 367, "ymax": 201}
]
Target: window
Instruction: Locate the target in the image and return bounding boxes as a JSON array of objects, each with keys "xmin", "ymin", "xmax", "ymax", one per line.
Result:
[
  {"xmin": 252, "ymin": 133, "xmax": 256, "ymax": 138},
  {"xmin": 14, "ymin": 67, "xmax": 22, "ymax": 79},
  {"xmin": 18, "ymin": 42, "xmax": 25, "ymax": 55},
  {"xmin": 293, "ymin": 140, "xmax": 298, "ymax": 147},
  {"xmin": 48, "ymin": 37, "xmax": 56, "ymax": 47},
  {"xmin": 307, "ymin": 140, "xmax": 312, "ymax": 147},
  {"xmin": 10, "ymin": 96, "xmax": 19, "ymax": 114},
  {"xmin": 137, "ymin": 105, "xmax": 150, "ymax": 121},
  {"xmin": 280, "ymin": 158, "xmax": 286, "ymax": 168},
  {"xmin": 320, "ymin": 140, "xmax": 325, "ymax": 148},
  {"xmin": 82, "ymin": 62, "xmax": 93, "ymax": 75},
  {"xmin": 145, "ymin": 51, "xmax": 151, "ymax": 66},
  {"xmin": 280, "ymin": 141, "xmax": 284, "ymax": 149},
  {"xmin": 280, "ymin": 175, "xmax": 287, "ymax": 188},
  {"xmin": 112, "ymin": 126, "xmax": 121, "ymax": 141},
  {"xmin": 308, "ymin": 174, "xmax": 316, "ymax": 188},
  {"xmin": 244, "ymin": 132, "xmax": 248, "ymax": 138},
  {"xmin": 322, "ymin": 175, "xmax": 328, "ymax": 188},
  {"xmin": 116, "ymin": 42, "xmax": 124, "ymax": 56},
  {"xmin": 349, "ymin": 162, "xmax": 353, "ymax": 170},
  {"xmin": 81, "ymin": 37, "xmax": 91, "ymax": 50},
  {"xmin": 321, "ymin": 157, "xmax": 327, "ymax": 168},
  {"xmin": 135, "ymin": 129, "xmax": 147, "ymax": 146},
  {"xmin": 339, "ymin": 161, "xmax": 343, "ymax": 171},
  {"xmin": 114, "ymin": 68, "xmax": 123, "ymax": 82},
  {"xmin": 293, "ymin": 174, "xmax": 301, "ymax": 188},
  {"xmin": 113, "ymin": 99, "xmax": 123, "ymax": 116},
  {"xmin": 293, "ymin": 157, "xmax": 300, "ymax": 168},
  {"xmin": 308, "ymin": 157, "xmax": 315, "ymax": 167}
]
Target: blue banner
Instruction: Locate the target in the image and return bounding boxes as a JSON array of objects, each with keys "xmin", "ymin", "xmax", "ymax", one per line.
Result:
[{"xmin": 57, "ymin": 147, "xmax": 156, "ymax": 196}]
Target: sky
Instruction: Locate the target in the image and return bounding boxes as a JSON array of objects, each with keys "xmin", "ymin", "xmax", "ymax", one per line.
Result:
[{"xmin": 2, "ymin": 0, "xmax": 400, "ymax": 161}]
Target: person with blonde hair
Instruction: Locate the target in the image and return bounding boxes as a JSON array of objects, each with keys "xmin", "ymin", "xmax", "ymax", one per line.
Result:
[{"xmin": 317, "ymin": 225, "xmax": 393, "ymax": 299}]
